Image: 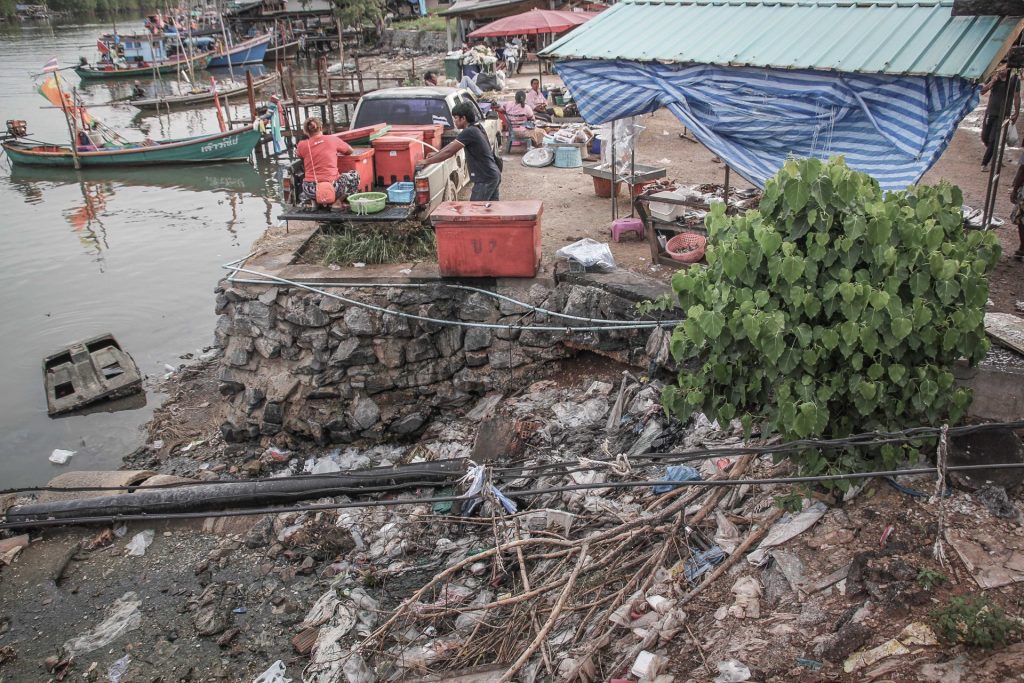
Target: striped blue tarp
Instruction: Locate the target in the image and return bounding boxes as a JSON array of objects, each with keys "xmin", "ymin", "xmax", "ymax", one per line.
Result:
[{"xmin": 555, "ymin": 60, "xmax": 980, "ymax": 191}]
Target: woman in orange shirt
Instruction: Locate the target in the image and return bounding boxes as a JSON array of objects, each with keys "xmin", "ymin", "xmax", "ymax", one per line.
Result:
[{"xmin": 296, "ymin": 117, "xmax": 360, "ymax": 209}]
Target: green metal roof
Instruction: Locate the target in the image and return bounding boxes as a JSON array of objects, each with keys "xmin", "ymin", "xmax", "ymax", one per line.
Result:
[{"xmin": 542, "ymin": 0, "xmax": 1023, "ymax": 80}]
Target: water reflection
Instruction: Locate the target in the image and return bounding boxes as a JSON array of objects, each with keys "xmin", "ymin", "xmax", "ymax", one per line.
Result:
[{"xmin": 8, "ymin": 162, "xmax": 279, "ymax": 253}]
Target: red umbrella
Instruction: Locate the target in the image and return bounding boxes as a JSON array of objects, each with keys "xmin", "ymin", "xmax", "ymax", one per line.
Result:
[{"xmin": 467, "ymin": 9, "xmax": 596, "ymax": 38}]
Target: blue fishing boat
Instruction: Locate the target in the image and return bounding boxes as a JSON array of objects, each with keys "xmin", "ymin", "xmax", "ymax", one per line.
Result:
[{"xmin": 207, "ymin": 33, "xmax": 272, "ymax": 67}]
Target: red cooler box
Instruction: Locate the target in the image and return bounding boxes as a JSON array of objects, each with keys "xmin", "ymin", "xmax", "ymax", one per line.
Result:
[
  {"xmin": 372, "ymin": 135, "xmax": 424, "ymax": 187},
  {"xmin": 389, "ymin": 124, "xmax": 443, "ymax": 153},
  {"xmin": 338, "ymin": 147, "xmax": 374, "ymax": 193},
  {"xmin": 430, "ymin": 201, "xmax": 543, "ymax": 278}
]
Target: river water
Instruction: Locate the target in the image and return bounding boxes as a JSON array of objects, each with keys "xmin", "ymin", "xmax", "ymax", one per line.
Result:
[{"xmin": 0, "ymin": 19, "xmax": 316, "ymax": 487}]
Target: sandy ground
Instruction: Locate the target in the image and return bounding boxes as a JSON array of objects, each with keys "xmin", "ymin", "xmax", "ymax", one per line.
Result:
[{"xmin": 497, "ymin": 79, "xmax": 1023, "ymax": 314}]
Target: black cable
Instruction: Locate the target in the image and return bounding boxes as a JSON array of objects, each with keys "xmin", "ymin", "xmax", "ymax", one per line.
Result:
[
  {"xmin": 4, "ymin": 461, "xmax": 1024, "ymax": 530},
  {"xmin": 5, "ymin": 419, "xmax": 1021, "ymax": 497}
]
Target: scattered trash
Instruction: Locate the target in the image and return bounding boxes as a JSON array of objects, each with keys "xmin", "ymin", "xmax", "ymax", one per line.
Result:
[
  {"xmin": 879, "ymin": 524, "xmax": 895, "ymax": 549},
  {"xmin": 714, "ymin": 511, "xmax": 741, "ymax": 554},
  {"xmin": 44, "ymin": 333, "xmax": 143, "ymax": 416},
  {"xmin": 180, "ymin": 440, "xmax": 205, "ymax": 453},
  {"xmin": 552, "ymin": 398, "xmax": 609, "ymax": 429},
  {"xmin": 729, "ymin": 576, "xmax": 762, "ymax": 618},
  {"xmin": 555, "ymin": 238, "xmax": 616, "ymax": 272},
  {"xmin": 747, "ymin": 500, "xmax": 828, "ymax": 565},
  {"xmin": 48, "ymin": 449, "xmax": 75, "ymax": 465},
  {"xmin": 113, "ymin": 523, "xmax": 128, "ymax": 538},
  {"xmin": 796, "ymin": 657, "xmax": 823, "ymax": 671},
  {"xmin": 715, "ymin": 658, "xmax": 752, "ymax": 682},
  {"xmin": 63, "ymin": 592, "xmax": 142, "ymax": 657},
  {"xmin": 975, "ymin": 485, "xmax": 1022, "ymax": 521},
  {"xmin": 107, "ymin": 654, "xmax": 131, "ymax": 683},
  {"xmin": 0, "ymin": 534, "xmax": 29, "ymax": 565},
  {"xmin": 843, "ymin": 622, "xmax": 938, "ymax": 673},
  {"xmin": 631, "ymin": 650, "xmax": 666, "ymax": 679},
  {"xmin": 233, "ymin": 607, "xmax": 248, "ymax": 614},
  {"xmin": 125, "ymin": 529, "xmax": 154, "ymax": 557},
  {"xmin": 651, "ymin": 465, "xmax": 701, "ymax": 493},
  {"xmin": 682, "ymin": 546, "xmax": 727, "ymax": 583},
  {"xmin": 252, "ymin": 660, "xmax": 291, "ymax": 683},
  {"xmin": 945, "ymin": 528, "xmax": 1024, "ymax": 589},
  {"xmin": 460, "ymin": 464, "xmax": 517, "ymax": 514}
]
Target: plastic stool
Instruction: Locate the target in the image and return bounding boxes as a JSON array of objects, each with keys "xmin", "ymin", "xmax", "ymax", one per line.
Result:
[{"xmin": 611, "ymin": 217, "xmax": 644, "ymax": 242}]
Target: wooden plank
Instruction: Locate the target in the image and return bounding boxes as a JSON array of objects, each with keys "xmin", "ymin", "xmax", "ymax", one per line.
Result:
[
  {"xmin": 951, "ymin": 0, "xmax": 1024, "ymax": 15},
  {"xmin": 985, "ymin": 312, "xmax": 1024, "ymax": 355}
]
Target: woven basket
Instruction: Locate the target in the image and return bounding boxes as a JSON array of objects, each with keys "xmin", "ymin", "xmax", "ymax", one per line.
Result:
[{"xmin": 665, "ymin": 232, "xmax": 707, "ymax": 263}]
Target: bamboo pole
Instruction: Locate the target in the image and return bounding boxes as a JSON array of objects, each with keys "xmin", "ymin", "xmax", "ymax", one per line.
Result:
[
  {"xmin": 246, "ymin": 70, "xmax": 256, "ymax": 121},
  {"xmin": 53, "ymin": 70, "xmax": 81, "ymax": 170}
]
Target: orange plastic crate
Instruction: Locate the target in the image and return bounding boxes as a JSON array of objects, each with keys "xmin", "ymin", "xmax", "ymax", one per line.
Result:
[
  {"xmin": 371, "ymin": 135, "xmax": 425, "ymax": 187},
  {"xmin": 338, "ymin": 147, "xmax": 374, "ymax": 193}
]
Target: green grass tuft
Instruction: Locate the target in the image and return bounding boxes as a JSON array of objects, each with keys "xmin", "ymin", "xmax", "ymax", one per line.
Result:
[{"xmin": 320, "ymin": 224, "xmax": 436, "ymax": 266}]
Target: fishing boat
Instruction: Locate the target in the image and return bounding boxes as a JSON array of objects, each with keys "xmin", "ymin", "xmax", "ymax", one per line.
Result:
[
  {"xmin": 130, "ymin": 73, "xmax": 277, "ymax": 111},
  {"xmin": 3, "ymin": 126, "xmax": 263, "ymax": 168},
  {"xmin": 207, "ymin": 33, "xmax": 272, "ymax": 67},
  {"xmin": 75, "ymin": 31, "xmax": 213, "ymax": 80}
]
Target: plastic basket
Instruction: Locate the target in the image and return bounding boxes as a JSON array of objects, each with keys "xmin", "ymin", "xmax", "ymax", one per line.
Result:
[
  {"xmin": 386, "ymin": 181, "xmax": 415, "ymax": 203},
  {"xmin": 665, "ymin": 231, "xmax": 707, "ymax": 263},
  {"xmin": 553, "ymin": 145, "xmax": 582, "ymax": 169},
  {"xmin": 347, "ymin": 192, "xmax": 388, "ymax": 215}
]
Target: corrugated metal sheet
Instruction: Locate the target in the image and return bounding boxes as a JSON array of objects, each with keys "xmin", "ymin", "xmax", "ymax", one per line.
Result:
[{"xmin": 542, "ymin": 0, "xmax": 1022, "ymax": 80}]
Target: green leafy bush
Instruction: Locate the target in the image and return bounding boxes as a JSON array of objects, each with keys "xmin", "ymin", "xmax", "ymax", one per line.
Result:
[
  {"xmin": 930, "ymin": 597, "xmax": 1021, "ymax": 648},
  {"xmin": 663, "ymin": 157, "xmax": 999, "ymax": 475}
]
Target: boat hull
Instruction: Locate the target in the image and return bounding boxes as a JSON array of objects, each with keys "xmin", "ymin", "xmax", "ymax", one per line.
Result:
[
  {"xmin": 130, "ymin": 75, "xmax": 275, "ymax": 110},
  {"xmin": 74, "ymin": 53, "xmax": 210, "ymax": 80},
  {"xmin": 2, "ymin": 127, "xmax": 262, "ymax": 168},
  {"xmin": 207, "ymin": 34, "xmax": 271, "ymax": 67}
]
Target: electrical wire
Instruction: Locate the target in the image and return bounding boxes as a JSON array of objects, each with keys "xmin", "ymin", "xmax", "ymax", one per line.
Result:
[
  {"xmin": 3, "ymin": 419, "xmax": 1022, "ymax": 497},
  {"xmin": 4, "ymin": 461, "xmax": 1024, "ymax": 531},
  {"xmin": 219, "ymin": 261, "xmax": 678, "ymax": 332}
]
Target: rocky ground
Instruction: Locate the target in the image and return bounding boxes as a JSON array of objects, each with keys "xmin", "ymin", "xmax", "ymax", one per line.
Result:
[{"xmin": 2, "ymin": 55, "xmax": 1024, "ymax": 683}]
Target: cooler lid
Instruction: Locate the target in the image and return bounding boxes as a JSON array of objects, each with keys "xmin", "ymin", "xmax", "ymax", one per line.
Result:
[
  {"xmin": 341, "ymin": 147, "xmax": 374, "ymax": 158},
  {"xmin": 372, "ymin": 135, "xmax": 416, "ymax": 149},
  {"xmin": 335, "ymin": 123, "xmax": 386, "ymax": 142},
  {"xmin": 430, "ymin": 201, "xmax": 543, "ymax": 223}
]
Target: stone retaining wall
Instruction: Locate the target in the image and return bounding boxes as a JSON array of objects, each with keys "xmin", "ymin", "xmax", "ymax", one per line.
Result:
[
  {"xmin": 213, "ymin": 270, "xmax": 671, "ymax": 445},
  {"xmin": 382, "ymin": 29, "xmax": 448, "ymax": 53}
]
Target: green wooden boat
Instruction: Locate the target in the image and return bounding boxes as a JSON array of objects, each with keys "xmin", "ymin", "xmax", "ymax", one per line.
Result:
[
  {"xmin": 2, "ymin": 126, "xmax": 262, "ymax": 168},
  {"xmin": 74, "ymin": 52, "xmax": 211, "ymax": 80}
]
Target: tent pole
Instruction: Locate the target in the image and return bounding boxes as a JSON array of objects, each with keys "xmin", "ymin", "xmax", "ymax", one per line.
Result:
[
  {"xmin": 723, "ymin": 165, "xmax": 731, "ymax": 212},
  {"xmin": 611, "ymin": 118, "xmax": 616, "ymax": 222}
]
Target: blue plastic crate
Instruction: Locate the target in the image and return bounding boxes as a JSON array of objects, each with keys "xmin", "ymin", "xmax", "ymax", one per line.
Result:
[
  {"xmin": 387, "ymin": 181, "xmax": 416, "ymax": 203},
  {"xmin": 553, "ymin": 145, "xmax": 582, "ymax": 169}
]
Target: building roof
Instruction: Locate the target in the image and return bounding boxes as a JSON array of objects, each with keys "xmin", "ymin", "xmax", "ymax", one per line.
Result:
[
  {"xmin": 441, "ymin": 0, "xmax": 544, "ymax": 18},
  {"xmin": 542, "ymin": 0, "xmax": 1023, "ymax": 80}
]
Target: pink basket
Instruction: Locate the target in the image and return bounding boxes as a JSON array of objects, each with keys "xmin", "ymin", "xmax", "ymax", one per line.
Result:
[{"xmin": 665, "ymin": 232, "xmax": 706, "ymax": 263}]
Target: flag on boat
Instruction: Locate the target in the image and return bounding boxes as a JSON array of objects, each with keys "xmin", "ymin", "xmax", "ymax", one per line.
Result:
[
  {"xmin": 96, "ymin": 40, "xmax": 109, "ymax": 54},
  {"xmin": 42, "ymin": 56, "xmax": 59, "ymax": 73},
  {"xmin": 37, "ymin": 75, "xmax": 93, "ymax": 126}
]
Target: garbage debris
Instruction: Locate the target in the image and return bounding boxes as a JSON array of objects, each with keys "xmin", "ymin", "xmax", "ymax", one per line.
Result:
[
  {"xmin": 651, "ymin": 465, "xmax": 701, "ymax": 493},
  {"xmin": 729, "ymin": 576, "xmax": 762, "ymax": 618},
  {"xmin": 48, "ymin": 448, "xmax": 75, "ymax": 465},
  {"xmin": 555, "ymin": 238, "xmax": 616, "ymax": 272},
  {"xmin": 715, "ymin": 659, "xmax": 752, "ymax": 682},
  {"xmin": 107, "ymin": 654, "xmax": 131, "ymax": 683},
  {"xmin": 945, "ymin": 528, "xmax": 1024, "ymax": 589},
  {"xmin": 974, "ymin": 485, "xmax": 1022, "ymax": 521},
  {"xmin": 125, "ymin": 529, "xmax": 155, "ymax": 557},
  {"xmin": 0, "ymin": 534, "xmax": 29, "ymax": 565},
  {"xmin": 843, "ymin": 622, "xmax": 938, "ymax": 673},
  {"xmin": 252, "ymin": 660, "xmax": 291, "ymax": 683},
  {"xmin": 682, "ymin": 546, "xmax": 727, "ymax": 583},
  {"xmin": 63, "ymin": 591, "xmax": 142, "ymax": 657},
  {"xmin": 747, "ymin": 500, "xmax": 828, "ymax": 565},
  {"xmin": 631, "ymin": 650, "xmax": 666, "ymax": 679},
  {"xmin": 43, "ymin": 333, "xmax": 143, "ymax": 416},
  {"xmin": 714, "ymin": 511, "xmax": 741, "ymax": 554}
]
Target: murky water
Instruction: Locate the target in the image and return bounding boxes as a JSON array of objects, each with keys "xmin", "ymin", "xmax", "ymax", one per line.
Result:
[{"xmin": 0, "ymin": 19, "xmax": 316, "ymax": 487}]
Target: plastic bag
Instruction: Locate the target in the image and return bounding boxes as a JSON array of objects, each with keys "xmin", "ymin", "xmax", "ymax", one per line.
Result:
[
  {"xmin": 1009, "ymin": 124, "xmax": 1020, "ymax": 147},
  {"xmin": 555, "ymin": 238, "xmax": 616, "ymax": 272},
  {"xmin": 252, "ymin": 661, "xmax": 291, "ymax": 683}
]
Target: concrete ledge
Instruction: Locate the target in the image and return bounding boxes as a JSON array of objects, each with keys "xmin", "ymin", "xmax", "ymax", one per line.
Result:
[{"xmin": 955, "ymin": 347, "xmax": 1024, "ymax": 422}]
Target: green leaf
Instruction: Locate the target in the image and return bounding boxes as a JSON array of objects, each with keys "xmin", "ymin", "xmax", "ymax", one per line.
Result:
[
  {"xmin": 784, "ymin": 178, "xmax": 810, "ymax": 212},
  {"xmin": 781, "ymin": 256, "xmax": 804, "ymax": 284},
  {"xmin": 891, "ymin": 317, "xmax": 913, "ymax": 341}
]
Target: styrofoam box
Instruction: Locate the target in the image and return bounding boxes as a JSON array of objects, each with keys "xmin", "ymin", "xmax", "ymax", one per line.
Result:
[{"xmin": 648, "ymin": 190, "xmax": 684, "ymax": 222}]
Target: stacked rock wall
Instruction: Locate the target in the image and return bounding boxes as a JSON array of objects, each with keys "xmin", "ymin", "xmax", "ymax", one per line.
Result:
[{"xmin": 213, "ymin": 275, "xmax": 669, "ymax": 445}]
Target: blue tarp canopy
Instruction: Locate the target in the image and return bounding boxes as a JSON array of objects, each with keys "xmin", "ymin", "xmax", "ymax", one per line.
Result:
[{"xmin": 556, "ymin": 60, "xmax": 980, "ymax": 191}]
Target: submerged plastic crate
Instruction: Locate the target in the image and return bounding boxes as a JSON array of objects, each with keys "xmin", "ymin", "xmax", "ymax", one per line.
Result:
[
  {"xmin": 371, "ymin": 135, "xmax": 424, "ymax": 186},
  {"xmin": 387, "ymin": 181, "xmax": 415, "ymax": 203},
  {"xmin": 430, "ymin": 200, "xmax": 543, "ymax": 278},
  {"xmin": 553, "ymin": 145, "xmax": 582, "ymax": 168},
  {"xmin": 338, "ymin": 147, "xmax": 374, "ymax": 193}
]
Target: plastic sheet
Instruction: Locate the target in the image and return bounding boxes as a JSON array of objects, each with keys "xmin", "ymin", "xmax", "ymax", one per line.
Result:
[
  {"xmin": 555, "ymin": 238, "xmax": 616, "ymax": 272},
  {"xmin": 651, "ymin": 465, "xmax": 701, "ymax": 493}
]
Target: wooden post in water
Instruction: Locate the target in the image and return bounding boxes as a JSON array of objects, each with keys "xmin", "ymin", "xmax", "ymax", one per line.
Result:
[
  {"xmin": 288, "ymin": 67, "xmax": 302, "ymax": 142},
  {"xmin": 246, "ymin": 71, "xmax": 257, "ymax": 122},
  {"xmin": 355, "ymin": 53, "xmax": 364, "ymax": 94}
]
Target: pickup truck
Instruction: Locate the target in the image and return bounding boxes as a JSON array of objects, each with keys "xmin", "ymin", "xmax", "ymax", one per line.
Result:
[{"xmin": 285, "ymin": 86, "xmax": 501, "ymax": 219}]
